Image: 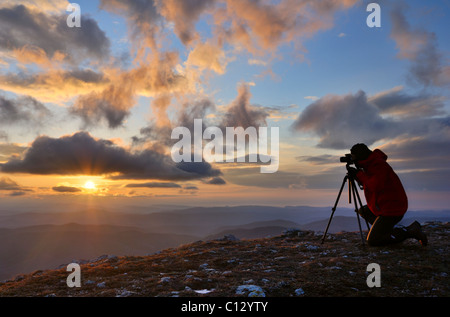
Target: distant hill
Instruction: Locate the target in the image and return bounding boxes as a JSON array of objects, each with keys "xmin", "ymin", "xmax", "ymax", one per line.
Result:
[
  {"xmin": 0, "ymin": 223, "xmax": 196, "ymax": 281},
  {"xmin": 1, "ymin": 205, "xmax": 449, "ymax": 282}
]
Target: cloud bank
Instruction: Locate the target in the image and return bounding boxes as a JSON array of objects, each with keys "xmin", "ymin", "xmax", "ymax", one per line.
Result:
[{"xmin": 0, "ymin": 132, "xmax": 221, "ymax": 181}]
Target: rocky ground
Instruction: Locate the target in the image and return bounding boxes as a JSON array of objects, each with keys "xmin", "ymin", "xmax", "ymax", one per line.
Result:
[{"xmin": 0, "ymin": 222, "xmax": 448, "ymax": 297}]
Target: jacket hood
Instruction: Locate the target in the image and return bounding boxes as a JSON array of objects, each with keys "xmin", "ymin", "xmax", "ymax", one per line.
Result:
[{"xmin": 357, "ymin": 149, "xmax": 387, "ymax": 168}]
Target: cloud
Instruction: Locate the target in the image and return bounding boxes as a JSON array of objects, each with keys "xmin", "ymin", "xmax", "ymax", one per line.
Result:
[
  {"xmin": 296, "ymin": 155, "xmax": 337, "ymax": 165},
  {"xmin": 0, "ymin": 94, "xmax": 51, "ymax": 125},
  {"xmin": 0, "ymin": 143, "xmax": 28, "ymax": 162},
  {"xmin": 292, "ymin": 90, "xmax": 394, "ymax": 149},
  {"xmin": 292, "ymin": 87, "xmax": 449, "ymax": 150},
  {"xmin": 292, "ymin": 85, "xmax": 450, "ymax": 192},
  {"xmin": 204, "ymin": 177, "xmax": 227, "ymax": 185},
  {"xmin": 220, "ymin": 83, "xmax": 269, "ymax": 129},
  {"xmin": 125, "ymin": 182, "xmax": 181, "ymax": 188},
  {"xmin": 134, "ymin": 96, "xmax": 215, "ymax": 149},
  {"xmin": 99, "ymin": 0, "xmax": 162, "ymax": 50},
  {"xmin": 0, "ymin": 68, "xmax": 109, "ymax": 103},
  {"xmin": 0, "ymin": 5, "xmax": 110, "ymax": 64},
  {"xmin": 70, "ymin": 51, "xmax": 191, "ymax": 129},
  {"xmin": 211, "ymin": 0, "xmax": 358, "ymax": 57},
  {"xmin": 1, "ymin": 0, "xmax": 68, "ymax": 13},
  {"xmin": 0, "ymin": 177, "xmax": 22, "ymax": 191},
  {"xmin": 0, "ymin": 131, "xmax": 221, "ymax": 181},
  {"xmin": 52, "ymin": 185, "xmax": 82, "ymax": 193},
  {"xmin": 70, "ymin": 79, "xmax": 134, "ymax": 129},
  {"xmin": 133, "ymin": 83, "xmax": 271, "ymax": 166},
  {"xmin": 369, "ymin": 86, "xmax": 446, "ymax": 118},
  {"xmin": 390, "ymin": 4, "xmax": 450, "ymax": 87},
  {"xmin": 156, "ymin": 0, "xmax": 215, "ymax": 45},
  {"xmin": 186, "ymin": 41, "xmax": 231, "ymax": 75},
  {"xmin": 0, "ymin": 176, "xmax": 32, "ymax": 196}
]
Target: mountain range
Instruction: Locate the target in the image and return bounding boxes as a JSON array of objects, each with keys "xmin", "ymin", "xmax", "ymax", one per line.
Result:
[{"xmin": 1, "ymin": 205, "xmax": 449, "ymax": 281}]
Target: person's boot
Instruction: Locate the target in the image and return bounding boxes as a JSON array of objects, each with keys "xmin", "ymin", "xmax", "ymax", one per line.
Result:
[{"xmin": 406, "ymin": 221, "xmax": 428, "ymax": 246}]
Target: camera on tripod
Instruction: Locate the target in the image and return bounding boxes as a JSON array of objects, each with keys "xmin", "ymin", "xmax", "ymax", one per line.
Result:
[
  {"xmin": 340, "ymin": 153, "xmax": 354, "ymax": 164},
  {"xmin": 321, "ymin": 152, "xmax": 370, "ymax": 245}
]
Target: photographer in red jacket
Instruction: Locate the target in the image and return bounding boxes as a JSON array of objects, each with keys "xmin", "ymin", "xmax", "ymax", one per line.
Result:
[{"xmin": 347, "ymin": 144, "xmax": 427, "ymax": 246}]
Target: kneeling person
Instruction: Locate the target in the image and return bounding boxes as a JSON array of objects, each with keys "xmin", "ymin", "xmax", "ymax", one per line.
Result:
[{"xmin": 347, "ymin": 144, "xmax": 427, "ymax": 247}]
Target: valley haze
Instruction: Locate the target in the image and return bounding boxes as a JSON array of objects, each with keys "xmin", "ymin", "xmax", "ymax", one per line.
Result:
[{"xmin": 1, "ymin": 203, "xmax": 448, "ymax": 282}]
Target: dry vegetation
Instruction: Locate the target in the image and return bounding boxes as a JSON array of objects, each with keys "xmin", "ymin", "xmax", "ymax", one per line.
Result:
[{"xmin": 0, "ymin": 222, "xmax": 448, "ymax": 297}]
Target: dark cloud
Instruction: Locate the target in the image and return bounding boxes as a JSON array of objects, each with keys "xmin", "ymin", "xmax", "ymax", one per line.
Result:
[
  {"xmin": 8, "ymin": 191, "xmax": 26, "ymax": 197},
  {"xmin": 0, "ymin": 5, "xmax": 110, "ymax": 63},
  {"xmin": 70, "ymin": 84, "xmax": 133, "ymax": 129},
  {"xmin": 292, "ymin": 90, "xmax": 395, "ymax": 149},
  {"xmin": 221, "ymin": 84, "xmax": 269, "ymax": 129},
  {"xmin": 0, "ymin": 131, "xmax": 221, "ymax": 181},
  {"xmin": 0, "ymin": 95, "xmax": 51, "ymax": 125},
  {"xmin": 183, "ymin": 185, "xmax": 199, "ymax": 190},
  {"xmin": 175, "ymin": 161, "xmax": 221, "ymax": 179},
  {"xmin": 204, "ymin": 177, "xmax": 226, "ymax": 185},
  {"xmin": 369, "ymin": 87, "xmax": 446, "ymax": 118},
  {"xmin": 294, "ymin": 116, "xmax": 450, "ymax": 192},
  {"xmin": 292, "ymin": 88, "xmax": 450, "ymax": 150},
  {"xmin": 65, "ymin": 69, "xmax": 106, "ymax": 84},
  {"xmin": 52, "ymin": 186, "xmax": 82, "ymax": 193},
  {"xmin": 125, "ymin": 182, "xmax": 181, "ymax": 188},
  {"xmin": 380, "ymin": 132, "xmax": 450, "ymax": 173},
  {"xmin": 296, "ymin": 155, "xmax": 337, "ymax": 165}
]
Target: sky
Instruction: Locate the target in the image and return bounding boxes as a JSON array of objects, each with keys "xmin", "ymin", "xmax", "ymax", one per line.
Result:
[{"xmin": 0, "ymin": 0, "xmax": 449, "ymax": 212}]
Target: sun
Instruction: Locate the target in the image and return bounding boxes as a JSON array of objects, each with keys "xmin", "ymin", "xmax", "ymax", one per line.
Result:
[{"xmin": 84, "ymin": 181, "xmax": 96, "ymax": 190}]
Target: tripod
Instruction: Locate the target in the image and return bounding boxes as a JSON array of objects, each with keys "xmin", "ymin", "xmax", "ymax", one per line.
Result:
[{"xmin": 321, "ymin": 164, "xmax": 370, "ymax": 245}]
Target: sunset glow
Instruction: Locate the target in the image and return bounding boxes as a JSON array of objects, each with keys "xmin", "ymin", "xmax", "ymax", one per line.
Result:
[
  {"xmin": 0, "ymin": 0, "xmax": 448, "ymax": 211},
  {"xmin": 84, "ymin": 181, "xmax": 96, "ymax": 191}
]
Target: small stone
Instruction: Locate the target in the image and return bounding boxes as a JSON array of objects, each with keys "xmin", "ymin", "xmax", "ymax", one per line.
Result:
[
  {"xmin": 294, "ymin": 288, "xmax": 305, "ymax": 296},
  {"xmin": 235, "ymin": 285, "xmax": 265, "ymax": 297}
]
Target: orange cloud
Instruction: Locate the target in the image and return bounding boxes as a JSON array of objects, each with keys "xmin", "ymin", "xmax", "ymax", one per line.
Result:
[
  {"xmin": 186, "ymin": 41, "xmax": 232, "ymax": 75},
  {"xmin": 0, "ymin": 68, "xmax": 109, "ymax": 104}
]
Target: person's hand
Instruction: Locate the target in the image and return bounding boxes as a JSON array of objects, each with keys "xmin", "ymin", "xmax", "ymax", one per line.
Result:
[{"xmin": 347, "ymin": 167, "xmax": 359, "ymax": 179}]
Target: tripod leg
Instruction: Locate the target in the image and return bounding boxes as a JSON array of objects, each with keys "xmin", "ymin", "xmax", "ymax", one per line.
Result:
[
  {"xmin": 321, "ymin": 176, "xmax": 348, "ymax": 244},
  {"xmin": 350, "ymin": 179, "xmax": 365, "ymax": 245}
]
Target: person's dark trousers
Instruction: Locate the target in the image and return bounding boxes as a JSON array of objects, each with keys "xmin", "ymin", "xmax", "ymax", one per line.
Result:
[{"xmin": 358, "ymin": 206, "xmax": 408, "ymax": 246}]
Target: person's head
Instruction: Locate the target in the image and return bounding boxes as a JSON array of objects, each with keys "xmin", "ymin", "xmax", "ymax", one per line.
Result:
[{"xmin": 350, "ymin": 143, "xmax": 372, "ymax": 162}]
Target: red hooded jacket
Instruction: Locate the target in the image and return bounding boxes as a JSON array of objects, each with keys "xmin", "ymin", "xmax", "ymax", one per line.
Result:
[{"xmin": 355, "ymin": 149, "xmax": 408, "ymax": 217}]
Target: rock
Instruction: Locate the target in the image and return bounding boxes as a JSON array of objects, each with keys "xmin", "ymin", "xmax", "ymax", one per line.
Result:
[
  {"xmin": 235, "ymin": 285, "xmax": 265, "ymax": 297},
  {"xmin": 294, "ymin": 288, "xmax": 305, "ymax": 296},
  {"xmin": 116, "ymin": 289, "xmax": 134, "ymax": 297},
  {"xmin": 305, "ymin": 244, "xmax": 319, "ymax": 251},
  {"xmin": 217, "ymin": 234, "xmax": 239, "ymax": 241},
  {"xmin": 108, "ymin": 255, "xmax": 119, "ymax": 261}
]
